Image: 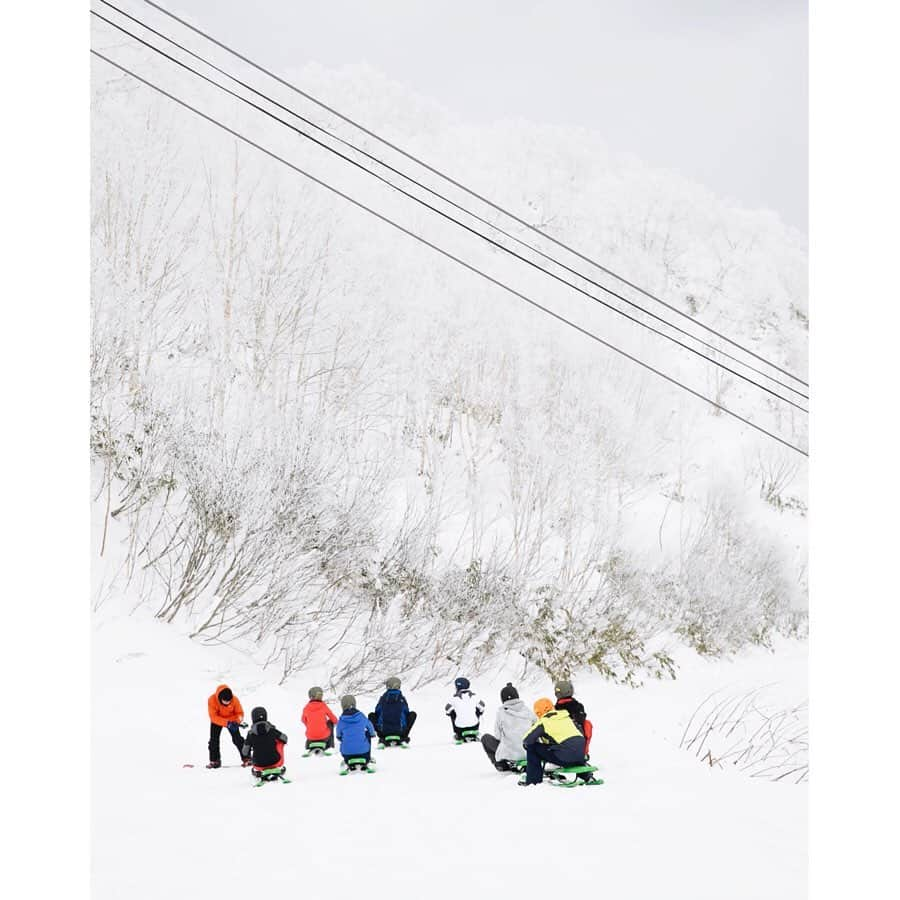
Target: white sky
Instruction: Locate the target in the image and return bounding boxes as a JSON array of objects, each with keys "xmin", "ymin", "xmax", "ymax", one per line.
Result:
[{"xmin": 167, "ymin": 0, "xmax": 808, "ymax": 232}]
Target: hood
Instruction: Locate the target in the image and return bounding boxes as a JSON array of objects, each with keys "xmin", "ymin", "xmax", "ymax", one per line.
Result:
[
  {"xmin": 502, "ymin": 698, "xmax": 529, "ymax": 713},
  {"xmin": 455, "ymin": 689, "xmax": 474, "ymax": 699},
  {"xmin": 215, "ymin": 683, "xmax": 233, "ymax": 704},
  {"xmin": 383, "ymin": 688, "xmax": 403, "ymax": 700},
  {"xmin": 340, "ymin": 708, "xmax": 366, "ymax": 723}
]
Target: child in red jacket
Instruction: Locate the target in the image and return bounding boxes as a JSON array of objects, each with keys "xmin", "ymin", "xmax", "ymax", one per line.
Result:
[{"xmin": 301, "ymin": 686, "xmax": 338, "ymax": 754}]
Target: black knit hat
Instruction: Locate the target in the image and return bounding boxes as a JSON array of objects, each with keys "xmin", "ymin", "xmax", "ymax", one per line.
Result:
[
  {"xmin": 218, "ymin": 687, "xmax": 233, "ymax": 703},
  {"xmin": 251, "ymin": 706, "xmax": 267, "ymax": 724},
  {"xmin": 500, "ymin": 682, "xmax": 519, "ymax": 702}
]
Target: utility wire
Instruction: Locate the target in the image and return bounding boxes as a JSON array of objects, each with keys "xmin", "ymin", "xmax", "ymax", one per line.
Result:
[
  {"xmin": 91, "ymin": 5, "xmax": 808, "ymax": 414},
  {"xmin": 141, "ymin": 0, "xmax": 809, "ymax": 391},
  {"xmin": 89, "ymin": 48, "xmax": 809, "ymax": 457},
  {"xmin": 100, "ymin": 1, "xmax": 806, "ymax": 405}
]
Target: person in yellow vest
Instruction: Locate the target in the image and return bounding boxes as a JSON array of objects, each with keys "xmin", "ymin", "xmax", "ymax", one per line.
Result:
[{"xmin": 519, "ymin": 697, "xmax": 586, "ymax": 786}]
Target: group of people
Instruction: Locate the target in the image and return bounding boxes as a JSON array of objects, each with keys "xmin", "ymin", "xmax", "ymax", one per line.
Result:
[
  {"xmin": 206, "ymin": 675, "xmax": 593, "ymax": 785},
  {"xmin": 478, "ymin": 679, "xmax": 593, "ymax": 785},
  {"xmin": 206, "ymin": 678, "xmax": 417, "ymax": 775}
]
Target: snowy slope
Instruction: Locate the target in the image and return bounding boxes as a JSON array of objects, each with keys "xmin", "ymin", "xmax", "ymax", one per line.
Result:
[{"xmin": 93, "ymin": 611, "xmax": 806, "ymax": 899}]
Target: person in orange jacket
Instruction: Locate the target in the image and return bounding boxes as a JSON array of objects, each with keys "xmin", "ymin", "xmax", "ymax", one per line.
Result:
[
  {"xmin": 206, "ymin": 684, "xmax": 250, "ymax": 769},
  {"xmin": 301, "ymin": 686, "xmax": 339, "ymax": 752}
]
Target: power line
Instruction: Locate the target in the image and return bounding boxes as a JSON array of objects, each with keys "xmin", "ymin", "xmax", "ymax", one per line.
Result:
[
  {"xmin": 100, "ymin": 1, "xmax": 806, "ymax": 405},
  {"xmin": 141, "ymin": 0, "xmax": 809, "ymax": 391},
  {"xmin": 89, "ymin": 48, "xmax": 809, "ymax": 457},
  {"xmin": 91, "ymin": 5, "xmax": 808, "ymax": 414}
]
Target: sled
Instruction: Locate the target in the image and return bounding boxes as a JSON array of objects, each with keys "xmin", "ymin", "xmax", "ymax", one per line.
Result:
[{"xmin": 340, "ymin": 756, "xmax": 376, "ymax": 775}]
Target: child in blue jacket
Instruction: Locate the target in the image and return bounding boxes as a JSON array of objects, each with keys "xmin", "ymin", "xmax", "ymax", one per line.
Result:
[
  {"xmin": 336, "ymin": 695, "xmax": 377, "ymax": 764},
  {"xmin": 368, "ymin": 676, "xmax": 417, "ymax": 745}
]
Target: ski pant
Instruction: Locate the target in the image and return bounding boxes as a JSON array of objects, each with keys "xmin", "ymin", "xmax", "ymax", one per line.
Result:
[
  {"xmin": 449, "ymin": 709, "xmax": 481, "ymax": 739},
  {"xmin": 524, "ymin": 742, "xmax": 584, "ymax": 785},
  {"xmin": 481, "ymin": 734, "xmax": 518, "ymax": 771},
  {"xmin": 209, "ymin": 722, "xmax": 245, "ymax": 764},
  {"xmin": 342, "ymin": 752, "xmax": 370, "ymax": 765},
  {"xmin": 306, "ymin": 722, "xmax": 335, "ymax": 750},
  {"xmin": 369, "ymin": 710, "xmax": 417, "ymax": 742}
]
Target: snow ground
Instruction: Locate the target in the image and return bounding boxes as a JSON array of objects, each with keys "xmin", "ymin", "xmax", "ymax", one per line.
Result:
[{"xmin": 93, "ymin": 611, "xmax": 806, "ymax": 899}]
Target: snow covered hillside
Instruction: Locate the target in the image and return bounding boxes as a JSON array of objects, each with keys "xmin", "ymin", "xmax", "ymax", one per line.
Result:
[
  {"xmin": 93, "ymin": 607, "xmax": 806, "ymax": 900},
  {"xmin": 90, "ymin": 46, "xmax": 808, "ymax": 691},
  {"xmin": 89, "ymin": 16, "xmax": 808, "ymax": 893}
]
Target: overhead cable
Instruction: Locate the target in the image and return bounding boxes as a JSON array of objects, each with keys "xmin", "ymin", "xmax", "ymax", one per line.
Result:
[{"xmin": 89, "ymin": 48, "xmax": 810, "ymax": 457}]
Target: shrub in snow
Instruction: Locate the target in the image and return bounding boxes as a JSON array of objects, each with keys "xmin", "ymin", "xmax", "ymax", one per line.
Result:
[{"xmin": 679, "ymin": 688, "xmax": 808, "ymax": 784}]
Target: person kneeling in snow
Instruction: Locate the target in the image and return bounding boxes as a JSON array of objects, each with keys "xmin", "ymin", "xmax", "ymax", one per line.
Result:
[
  {"xmin": 206, "ymin": 684, "xmax": 249, "ymax": 769},
  {"xmin": 520, "ymin": 698, "xmax": 586, "ymax": 786},
  {"xmin": 301, "ymin": 686, "xmax": 338, "ymax": 751},
  {"xmin": 336, "ymin": 695, "xmax": 377, "ymax": 765},
  {"xmin": 444, "ymin": 676, "xmax": 485, "ymax": 741},
  {"xmin": 369, "ymin": 677, "xmax": 417, "ymax": 745},
  {"xmin": 242, "ymin": 707, "xmax": 288, "ymax": 776},
  {"xmin": 481, "ymin": 682, "xmax": 535, "ymax": 771}
]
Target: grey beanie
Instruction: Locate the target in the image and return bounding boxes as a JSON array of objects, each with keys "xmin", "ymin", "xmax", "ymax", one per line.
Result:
[
  {"xmin": 385, "ymin": 676, "xmax": 401, "ymax": 690},
  {"xmin": 554, "ymin": 679, "xmax": 574, "ymax": 698},
  {"xmin": 340, "ymin": 694, "xmax": 356, "ymax": 711},
  {"xmin": 308, "ymin": 686, "xmax": 324, "ymax": 700}
]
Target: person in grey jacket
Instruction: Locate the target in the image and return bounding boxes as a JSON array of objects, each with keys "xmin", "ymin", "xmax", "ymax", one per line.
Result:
[{"xmin": 480, "ymin": 683, "xmax": 535, "ymax": 771}]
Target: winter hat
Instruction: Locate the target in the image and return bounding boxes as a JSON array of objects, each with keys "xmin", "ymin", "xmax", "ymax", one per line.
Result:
[
  {"xmin": 500, "ymin": 682, "xmax": 519, "ymax": 702},
  {"xmin": 385, "ymin": 676, "xmax": 401, "ymax": 690},
  {"xmin": 340, "ymin": 694, "xmax": 357, "ymax": 711},
  {"xmin": 308, "ymin": 686, "xmax": 324, "ymax": 700},
  {"xmin": 454, "ymin": 677, "xmax": 470, "ymax": 692},
  {"xmin": 218, "ymin": 687, "xmax": 233, "ymax": 704},
  {"xmin": 554, "ymin": 679, "xmax": 574, "ymax": 699},
  {"xmin": 251, "ymin": 706, "xmax": 267, "ymax": 724},
  {"xmin": 534, "ymin": 698, "xmax": 554, "ymax": 718}
]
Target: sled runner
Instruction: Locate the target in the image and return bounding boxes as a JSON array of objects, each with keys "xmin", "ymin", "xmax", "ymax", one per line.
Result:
[
  {"xmin": 252, "ymin": 765, "xmax": 291, "ymax": 786},
  {"xmin": 302, "ymin": 741, "xmax": 333, "ymax": 757},
  {"xmin": 339, "ymin": 756, "xmax": 376, "ymax": 775},
  {"xmin": 545, "ymin": 764, "xmax": 604, "ymax": 787}
]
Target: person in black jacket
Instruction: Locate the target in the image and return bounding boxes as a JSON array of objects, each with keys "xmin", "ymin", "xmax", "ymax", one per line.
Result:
[
  {"xmin": 241, "ymin": 707, "xmax": 288, "ymax": 775},
  {"xmin": 369, "ymin": 676, "xmax": 417, "ymax": 744},
  {"xmin": 554, "ymin": 679, "xmax": 593, "ymax": 757}
]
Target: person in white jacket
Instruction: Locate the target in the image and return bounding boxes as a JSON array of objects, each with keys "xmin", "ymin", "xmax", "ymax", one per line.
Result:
[
  {"xmin": 444, "ymin": 677, "xmax": 486, "ymax": 741},
  {"xmin": 480, "ymin": 683, "xmax": 536, "ymax": 771}
]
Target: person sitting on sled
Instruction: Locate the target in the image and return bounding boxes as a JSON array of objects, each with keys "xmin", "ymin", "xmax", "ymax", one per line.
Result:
[
  {"xmin": 241, "ymin": 707, "xmax": 288, "ymax": 777},
  {"xmin": 301, "ymin": 686, "xmax": 338, "ymax": 752},
  {"xmin": 480, "ymin": 682, "xmax": 535, "ymax": 771},
  {"xmin": 336, "ymin": 695, "xmax": 377, "ymax": 766},
  {"xmin": 554, "ymin": 679, "xmax": 594, "ymax": 757},
  {"xmin": 519, "ymin": 697, "xmax": 586, "ymax": 786},
  {"xmin": 444, "ymin": 676, "xmax": 485, "ymax": 741},
  {"xmin": 206, "ymin": 684, "xmax": 250, "ymax": 769},
  {"xmin": 369, "ymin": 676, "xmax": 417, "ymax": 745}
]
